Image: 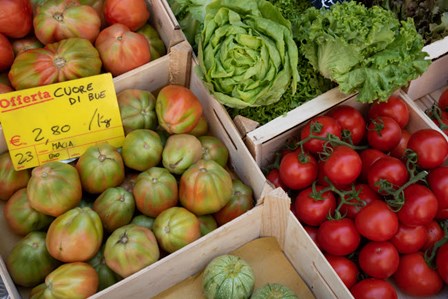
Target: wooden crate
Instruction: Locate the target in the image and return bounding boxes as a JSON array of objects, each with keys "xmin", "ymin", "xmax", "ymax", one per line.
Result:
[{"xmin": 0, "ymin": 0, "xmax": 184, "ymax": 156}]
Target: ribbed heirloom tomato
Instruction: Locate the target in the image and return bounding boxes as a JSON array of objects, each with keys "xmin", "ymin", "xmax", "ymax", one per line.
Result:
[{"xmin": 0, "ymin": 0, "xmax": 33, "ymax": 38}]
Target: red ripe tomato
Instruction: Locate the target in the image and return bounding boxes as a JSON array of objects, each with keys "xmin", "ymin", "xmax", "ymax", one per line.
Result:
[
  {"xmin": 436, "ymin": 243, "xmax": 448, "ymax": 284},
  {"xmin": 293, "ymin": 185, "xmax": 336, "ymax": 226},
  {"xmin": 367, "ymin": 156, "xmax": 408, "ymax": 195},
  {"xmin": 367, "ymin": 116, "xmax": 402, "ymax": 152},
  {"xmin": 103, "ymin": 0, "xmax": 150, "ymax": 31},
  {"xmin": 438, "ymin": 88, "xmax": 448, "ymax": 112},
  {"xmin": 390, "ymin": 224, "xmax": 427, "ymax": 254},
  {"xmin": 324, "ymin": 254, "xmax": 359, "ymax": 289},
  {"xmin": 317, "ymin": 218, "xmax": 361, "ymax": 256},
  {"xmin": 427, "ymin": 166, "xmax": 448, "ymax": 219},
  {"xmin": 266, "ymin": 168, "xmax": 287, "ymax": 190},
  {"xmin": 279, "ymin": 150, "xmax": 318, "ymax": 190},
  {"xmin": 0, "ymin": 33, "xmax": 14, "ymax": 72},
  {"xmin": 389, "ymin": 129, "xmax": 411, "ymax": 160},
  {"xmin": 407, "ymin": 129, "xmax": 448, "ymax": 170},
  {"xmin": 358, "ymin": 241, "xmax": 399, "ymax": 279},
  {"xmin": 355, "ymin": 200, "xmax": 399, "ymax": 241},
  {"xmin": 350, "ymin": 278, "xmax": 398, "ymax": 299},
  {"xmin": 322, "ymin": 145, "xmax": 362, "ymax": 187},
  {"xmin": 339, "ymin": 184, "xmax": 381, "ymax": 219},
  {"xmin": 95, "ymin": 23, "xmax": 151, "ymax": 77},
  {"xmin": 393, "ymin": 252, "xmax": 444, "ymax": 297},
  {"xmin": 423, "ymin": 220, "xmax": 444, "ymax": 251},
  {"xmin": 300, "ymin": 115, "xmax": 342, "ymax": 154},
  {"xmin": 327, "ymin": 105, "xmax": 366, "ymax": 145},
  {"xmin": 0, "ymin": 0, "xmax": 33, "ymax": 38},
  {"xmin": 398, "ymin": 184, "xmax": 438, "ymax": 227},
  {"xmin": 303, "ymin": 225, "xmax": 320, "ymax": 248},
  {"xmin": 368, "ymin": 94, "xmax": 410, "ymax": 128},
  {"xmin": 358, "ymin": 148, "xmax": 386, "ymax": 182}
]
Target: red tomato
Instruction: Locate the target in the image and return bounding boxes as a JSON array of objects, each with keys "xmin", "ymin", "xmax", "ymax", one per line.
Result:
[
  {"xmin": 359, "ymin": 148, "xmax": 387, "ymax": 182},
  {"xmin": 398, "ymin": 184, "xmax": 438, "ymax": 226},
  {"xmin": 339, "ymin": 184, "xmax": 380, "ymax": 219},
  {"xmin": 423, "ymin": 220, "xmax": 444, "ymax": 251},
  {"xmin": 393, "ymin": 252, "xmax": 444, "ymax": 297},
  {"xmin": 438, "ymin": 88, "xmax": 448, "ymax": 112},
  {"xmin": 300, "ymin": 115, "xmax": 342, "ymax": 154},
  {"xmin": 322, "ymin": 145, "xmax": 362, "ymax": 186},
  {"xmin": 368, "ymin": 94, "xmax": 410, "ymax": 128},
  {"xmin": 0, "ymin": 0, "xmax": 33, "ymax": 38},
  {"xmin": 436, "ymin": 243, "xmax": 448, "ymax": 284},
  {"xmin": 327, "ymin": 105, "xmax": 366, "ymax": 145},
  {"xmin": 433, "ymin": 110, "xmax": 448, "ymax": 136},
  {"xmin": 390, "ymin": 224, "xmax": 427, "ymax": 254},
  {"xmin": 367, "ymin": 116, "xmax": 402, "ymax": 152},
  {"xmin": 303, "ymin": 225, "xmax": 320, "ymax": 248},
  {"xmin": 103, "ymin": 0, "xmax": 150, "ymax": 31},
  {"xmin": 0, "ymin": 33, "xmax": 14, "ymax": 72},
  {"xmin": 358, "ymin": 241, "xmax": 399, "ymax": 279},
  {"xmin": 355, "ymin": 200, "xmax": 399, "ymax": 241},
  {"xmin": 367, "ymin": 156, "xmax": 409, "ymax": 195},
  {"xmin": 317, "ymin": 218, "xmax": 361, "ymax": 256},
  {"xmin": 279, "ymin": 150, "xmax": 318, "ymax": 190},
  {"xmin": 427, "ymin": 166, "xmax": 448, "ymax": 219},
  {"xmin": 407, "ymin": 129, "xmax": 448, "ymax": 170},
  {"xmin": 350, "ymin": 278, "xmax": 398, "ymax": 299},
  {"xmin": 389, "ymin": 129, "xmax": 411, "ymax": 160},
  {"xmin": 293, "ymin": 185, "xmax": 336, "ymax": 226},
  {"xmin": 325, "ymin": 254, "xmax": 359, "ymax": 289},
  {"xmin": 266, "ymin": 168, "xmax": 287, "ymax": 190}
]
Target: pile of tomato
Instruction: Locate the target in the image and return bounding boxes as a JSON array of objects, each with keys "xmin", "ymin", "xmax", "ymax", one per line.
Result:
[{"xmin": 266, "ymin": 95, "xmax": 448, "ymax": 298}]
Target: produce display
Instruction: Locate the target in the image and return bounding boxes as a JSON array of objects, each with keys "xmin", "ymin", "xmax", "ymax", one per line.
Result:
[
  {"xmin": 0, "ymin": 84, "xmax": 255, "ymax": 297},
  {"xmin": 265, "ymin": 94, "xmax": 448, "ymax": 297},
  {"xmin": 0, "ymin": 0, "xmax": 167, "ymax": 91}
]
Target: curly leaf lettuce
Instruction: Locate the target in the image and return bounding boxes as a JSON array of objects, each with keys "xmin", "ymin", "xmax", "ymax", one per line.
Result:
[
  {"xmin": 197, "ymin": 0, "xmax": 299, "ymax": 108},
  {"xmin": 296, "ymin": 1, "xmax": 431, "ymax": 103}
]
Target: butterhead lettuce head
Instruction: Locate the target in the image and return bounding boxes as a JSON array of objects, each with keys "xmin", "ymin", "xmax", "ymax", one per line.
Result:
[{"xmin": 197, "ymin": 0, "xmax": 299, "ymax": 109}]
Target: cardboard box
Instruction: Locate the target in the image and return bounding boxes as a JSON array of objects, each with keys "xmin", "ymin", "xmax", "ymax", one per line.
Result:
[{"xmin": 0, "ymin": 0, "xmax": 185, "ymax": 156}]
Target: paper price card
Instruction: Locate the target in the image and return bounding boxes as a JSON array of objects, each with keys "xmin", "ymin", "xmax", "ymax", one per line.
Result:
[{"xmin": 0, "ymin": 73, "xmax": 125, "ymax": 170}]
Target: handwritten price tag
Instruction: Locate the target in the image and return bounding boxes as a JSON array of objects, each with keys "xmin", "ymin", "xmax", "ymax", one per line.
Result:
[{"xmin": 0, "ymin": 73, "xmax": 125, "ymax": 170}]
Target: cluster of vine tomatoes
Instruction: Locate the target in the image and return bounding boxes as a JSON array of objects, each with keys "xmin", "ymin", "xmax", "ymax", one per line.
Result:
[{"xmin": 266, "ymin": 94, "xmax": 448, "ymax": 298}]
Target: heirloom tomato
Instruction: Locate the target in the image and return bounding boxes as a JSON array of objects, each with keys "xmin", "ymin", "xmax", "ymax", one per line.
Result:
[
  {"xmin": 0, "ymin": 33, "xmax": 14, "ymax": 72},
  {"xmin": 328, "ymin": 104, "xmax": 366, "ymax": 145},
  {"xmin": 398, "ymin": 184, "xmax": 438, "ymax": 226},
  {"xmin": 137, "ymin": 24, "xmax": 167, "ymax": 60},
  {"xmin": 95, "ymin": 23, "xmax": 150, "ymax": 76},
  {"xmin": 0, "ymin": 152, "xmax": 30, "ymax": 201},
  {"xmin": 46, "ymin": 207, "xmax": 103, "ymax": 263},
  {"xmin": 358, "ymin": 241, "xmax": 399, "ymax": 279},
  {"xmin": 407, "ymin": 128, "xmax": 448, "ymax": 169},
  {"xmin": 355, "ymin": 200, "xmax": 398, "ymax": 241},
  {"xmin": 179, "ymin": 159, "xmax": 233, "ymax": 215},
  {"xmin": 153, "ymin": 207, "xmax": 201, "ymax": 253},
  {"xmin": 3, "ymin": 188, "xmax": 54, "ymax": 236},
  {"xmin": 156, "ymin": 84, "xmax": 203, "ymax": 134},
  {"xmin": 198, "ymin": 215, "xmax": 218, "ymax": 236},
  {"xmin": 104, "ymin": 224, "xmax": 160, "ymax": 278},
  {"xmin": 300, "ymin": 115, "xmax": 342, "ymax": 154},
  {"xmin": 436, "ymin": 243, "xmax": 448, "ymax": 284},
  {"xmin": 133, "ymin": 167, "xmax": 178, "ymax": 218},
  {"xmin": 27, "ymin": 161, "xmax": 82, "ymax": 217},
  {"xmin": 162, "ymin": 134, "xmax": 203, "ymax": 175},
  {"xmin": 293, "ymin": 185, "xmax": 336, "ymax": 227},
  {"xmin": 350, "ymin": 278, "xmax": 397, "ymax": 299},
  {"xmin": 213, "ymin": 179, "xmax": 254, "ymax": 226},
  {"xmin": 30, "ymin": 262, "xmax": 99, "ymax": 298},
  {"xmin": 198, "ymin": 135, "xmax": 229, "ymax": 167},
  {"xmin": 324, "ymin": 254, "xmax": 359, "ymax": 289},
  {"xmin": 33, "ymin": 0, "xmax": 101, "ymax": 45},
  {"xmin": 116, "ymin": 89, "xmax": 157, "ymax": 135},
  {"xmin": 93, "ymin": 187, "xmax": 135, "ymax": 233},
  {"xmin": 0, "ymin": 0, "xmax": 33, "ymax": 38},
  {"xmin": 9, "ymin": 37, "xmax": 102, "ymax": 90},
  {"xmin": 367, "ymin": 116, "xmax": 402, "ymax": 152},
  {"xmin": 6, "ymin": 231, "xmax": 59, "ymax": 288},
  {"xmin": 279, "ymin": 149, "xmax": 317, "ymax": 190},
  {"xmin": 75, "ymin": 142, "xmax": 125, "ymax": 194},
  {"xmin": 131, "ymin": 214, "xmax": 154, "ymax": 230},
  {"xmin": 317, "ymin": 218, "xmax": 361, "ymax": 256},
  {"xmin": 393, "ymin": 252, "xmax": 444, "ymax": 297},
  {"xmin": 121, "ymin": 129, "xmax": 163, "ymax": 172},
  {"xmin": 323, "ymin": 145, "xmax": 362, "ymax": 187},
  {"xmin": 88, "ymin": 246, "xmax": 121, "ymax": 291},
  {"xmin": 428, "ymin": 166, "xmax": 448, "ymax": 219},
  {"xmin": 11, "ymin": 36, "xmax": 43, "ymax": 56},
  {"xmin": 103, "ymin": 0, "xmax": 150, "ymax": 31},
  {"xmin": 368, "ymin": 95, "xmax": 410, "ymax": 128}
]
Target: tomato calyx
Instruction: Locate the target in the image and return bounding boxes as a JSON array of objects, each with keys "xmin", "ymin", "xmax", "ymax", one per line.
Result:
[
  {"xmin": 425, "ymin": 220, "xmax": 448, "ymax": 269},
  {"xmin": 367, "ymin": 118, "xmax": 384, "ymax": 136},
  {"xmin": 427, "ymin": 103, "xmax": 448, "ymax": 131}
]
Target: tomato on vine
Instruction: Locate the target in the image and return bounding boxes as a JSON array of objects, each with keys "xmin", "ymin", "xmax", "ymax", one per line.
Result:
[
  {"xmin": 327, "ymin": 105, "xmax": 366, "ymax": 145},
  {"xmin": 350, "ymin": 278, "xmax": 398, "ymax": 299},
  {"xmin": 322, "ymin": 145, "xmax": 362, "ymax": 187},
  {"xmin": 317, "ymin": 218, "xmax": 361, "ymax": 256},
  {"xmin": 398, "ymin": 184, "xmax": 438, "ymax": 227},
  {"xmin": 300, "ymin": 115, "xmax": 342, "ymax": 154},
  {"xmin": 391, "ymin": 223, "xmax": 427, "ymax": 254},
  {"xmin": 367, "ymin": 116, "xmax": 402, "ymax": 152},
  {"xmin": 427, "ymin": 166, "xmax": 448, "ymax": 219},
  {"xmin": 367, "ymin": 156, "xmax": 408, "ymax": 196},
  {"xmin": 279, "ymin": 149, "xmax": 318, "ymax": 190},
  {"xmin": 407, "ymin": 129, "xmax": 448, "ymax": 170},
  {"xmin": 324, "ymin": 254, "xmax": 359, "ymax": 289},
  {"xmin": 358, "ymin": 241, "xmax": 399, "ymax": 279},
  {"xmin": 293, "ymin": 185, "xmax": 336, "ymax": 226},
  {"xmin": 355, "ymin": 200, "xmax": 399, "ymax": 241},
  {"xmin": 368, "ymin": 94, "xmax": 410, "ymax": 128}
]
